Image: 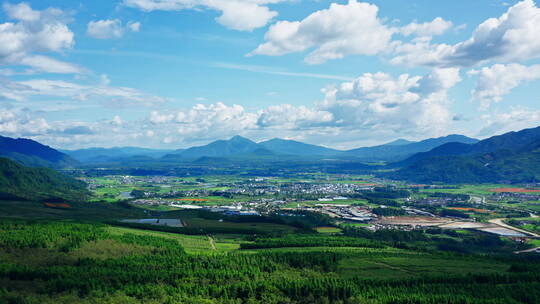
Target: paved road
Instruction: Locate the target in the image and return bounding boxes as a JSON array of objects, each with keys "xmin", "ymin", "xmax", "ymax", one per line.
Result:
[
  {"xmin": 514, "ymin": 247, "xmax": 540, "ymax": 254},
  {"xmin": 488, "ymin": 218, "xmax": 540, "ymax": 238}
]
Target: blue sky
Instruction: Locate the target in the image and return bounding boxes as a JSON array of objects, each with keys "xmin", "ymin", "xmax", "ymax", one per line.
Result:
[{"xmin": 1, "ymin": 0, "xmax": 540, "ymax": 149}]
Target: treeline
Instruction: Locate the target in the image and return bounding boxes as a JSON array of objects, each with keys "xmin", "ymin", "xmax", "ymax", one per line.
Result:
[
  {"xmin": 429, "ymin": 192, "xmax": 470, "ymax": 200},
  {"xmin": 348, "ymin": 187, "xmax": 410, "ymax": 206},
  {"xmin": 0, "ymin": 220, "xmax": 182, "ymax": 252},
  {"xmin": 240, "ymin": 235, "xmax": 384, "ymax": 250},
  {"xmin": 341, "ymin": 225, "xmax": 525, "ymax": 254},
  {"xmin": 197, "ymin": 209, "xmax": 334, "ymax": 231}
]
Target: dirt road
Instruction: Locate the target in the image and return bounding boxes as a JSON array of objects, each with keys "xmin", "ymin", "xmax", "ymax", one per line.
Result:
[{"xmin": 488, "ymin": 218, "xmax": 540, "ymax": 238}]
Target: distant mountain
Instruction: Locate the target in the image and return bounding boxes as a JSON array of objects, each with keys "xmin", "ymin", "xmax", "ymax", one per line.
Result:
[
  {"xmin": 384, "ymin": 139, "xmax": 414, "ymax": 146},
  {"xmin": 0, "ymin": 157, "xmax": 89, "ymax": 201},
  {"xmin": 0, "ymin": 135, "xmax": 77, "ymax": 168},
  {"xmin": 343, "ymin": 134, "xmax": 479, "ymax": 162},
  {"xmin": 399, "ymin": 126, "xmax": 540, "ymax": 166},
  {"xmin": 258, "ymin": 138, "xmax": 340, "ymax": 156},
  {"xmin": 63, "ymin": 147, "xmax": 174, "ymax": 163},
  {"xmin": 391, "ymin": 126, "xmax": 540, "ymax": 183},
  {"xmin": 166, "ymin": 136, "xmax": 263, "ymax": 159}
]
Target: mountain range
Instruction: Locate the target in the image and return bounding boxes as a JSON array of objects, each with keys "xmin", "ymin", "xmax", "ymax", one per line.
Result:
[
  {"xmin": 391, "ymin": 126, "xmax": 540, "ymax": 183},
  {"xmin": 161, "ymin": 134, "xmax": 478, "ymax": 162},
  {"xmin": 61, "ymin": 147, "xmax": 174, "ymax": 163},
  {"xmin": 2, "ymin": 126, "xmax": 540, "ymax": 184}
]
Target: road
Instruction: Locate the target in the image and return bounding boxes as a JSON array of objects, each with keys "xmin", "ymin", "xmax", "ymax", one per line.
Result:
[
  {"xmin": 514, "ymin": 247, "xmax": 540, "ymax": 254},
  {"xmin": 488, "ymin": 218, "xmax": 540, "ymax": 238}
]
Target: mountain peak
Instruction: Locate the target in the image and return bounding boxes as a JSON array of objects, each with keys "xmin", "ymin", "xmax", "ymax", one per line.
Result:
[{"xmin": 230, "ymin": 135, "xmax": 252, "ymax": 142}]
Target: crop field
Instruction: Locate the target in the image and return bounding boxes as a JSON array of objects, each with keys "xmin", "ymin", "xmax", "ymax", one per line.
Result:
[
  {"xmin": 107, "ymin": 226, "xmax": 230, "ymax": 253},
  {"xmin": 448, "ymin": 207, "xmax": 491, "ymax": 213},
  {"xmin": 420, "ymin": 184, "xmax": 512, "ymax": 195},
  {"xmin": 491, "ymin": 188, "xmax": 540, "ymax": 193},
  {"xmin": 316, "ymin": 227, "xmax": 343, "ymax": 234},
  {"xmin": 170, "ymin": 195, "xmax": 248, "ymax": 206}
]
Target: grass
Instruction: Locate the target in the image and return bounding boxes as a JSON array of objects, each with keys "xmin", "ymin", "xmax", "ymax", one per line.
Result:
[
  {"xmin": 528, "ymin": 239, "xmax": 540, "ymax": 247},
  {"xmin": 316, "ymin": 227, "xmax": 343, "ymax": 234},
  {"xmin": 420, "ymin": 184, "xmax": 513, "ymax": 196},
  {"xmin": 107, "ymin": 226, "xmax": 236, "ymax": 253},
  {"xmin": 341, "ymin": 223, "xmax": 370, "ymax": 228}
]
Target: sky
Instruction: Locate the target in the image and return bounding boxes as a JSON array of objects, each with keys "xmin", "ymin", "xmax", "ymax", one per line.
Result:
[{"xmin": 1, "ymin": 0, "xmax": 540, "ymax": 150}]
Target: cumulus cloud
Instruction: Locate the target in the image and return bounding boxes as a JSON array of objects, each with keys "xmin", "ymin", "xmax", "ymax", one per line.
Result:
[
  {"xmin": 149, "ymin": 102, "xmax": 258, "ymax": 142},
  {"xmin": 317, "ymin": 68, "xmax": 461, "ymax": 137},
  {"xmin": 123, "ymin": 0, "xmax": 285, "ymax": 31},
  {"xmin": 398, "ymin": 17, "xmax": 453, "ymax": 37},
  {"xmin": 111, "ymin": 115, "xmax": 123, "ymax": 126},
  {"xmin": 0, "ymin": 108, "xmax": 52, "ymax": 136},
  {"xmin": 478, "ymin": 108, "xmax": 540, "ymax": 137},
  {"xmin": 141, "ymin": 69, "xmax": 461, "ymax": 146},
  {"xmin": 250, "ymin": 0, "xmax": 393, "ymax": 64},
  {"xmin": 470, "ymin": 63, "xmax": 540, "ymax": 108},
  {"xmin": 250, "ymin": 1, "xmax": 455, "ymax": 64},
  {"xmin": 0, "ymin": 2, "xmax": 80, "ymax": 73},
  {"xmin": 391, "ymin": 0, "xmax": 540, "ymax": 67},
  {"xmin": 87, "ymin": 19, "xmax": 141, "ymax": 39},
  {"xmin": 257, "ymin": 104, "xmax": 333, "ymax": 129}
]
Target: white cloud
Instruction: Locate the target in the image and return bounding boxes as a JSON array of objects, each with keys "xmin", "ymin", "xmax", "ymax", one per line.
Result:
[
  {"xmin": 470, "ymin": 63, "xmax": 540, "ymax": 108},
  {"xmin": 391, "ymin": 0, "xmax": 540, "ymax": 67},
  {"xmin": 257, "ymin": 104, "xmax": 333, "ymax": 129},
  {"xmin": 399, "ymin": 17, "xmax": 453, "ymax": 37},
  {"xmin": 87, "ymin": 19, "xmax": 141, "ymax": 39},
  {"xmin": 111, "ymin": 115, "xmax": 123, "ymax": 126},
  {"xmin": 149, "ymin": 111, "xmax": 174, "ymax": 124},
  {"xmin": 316, "ymin": 68, "xmax": 461, "ymax": 139},
  {"xmin": 250, "ymin": 0, "xmax": 393, "ymax": 64},
  {"xmin": 0, "ymin": 108, "xmax": 52, "ymax": 136},
  {"xmin": 141, "ymin": 69, "xmax": 461, "ymax": 147},
  {"xmin": 0, "ymin": 78, "xmax": 166, "ymax": 106},
  {"xmin": 127, "ymin": 21, "xmax": 141, "ymax": 32},
  {"xmin": 18, "ymin": 55, "xmax": 82, "ymax": 74},
  {"xmin": 147, "ymin": 102, "xmax": 258, "ymax": 142},
  {"xmin": 123, "ymin": 0, "xmax": 286, "ymax": 31},
  {"xmin": 0, "ymin": 2, "xmax": 79, "ymax": 73},
  {"xmin": 478, "ymin": 108, "xmax": 540, "ymax": 137}
]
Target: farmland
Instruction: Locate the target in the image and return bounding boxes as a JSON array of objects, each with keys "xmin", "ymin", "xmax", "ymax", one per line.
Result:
[{"xmin": 3, "ymin": 173, "xmax": 540, "ymax": 303}]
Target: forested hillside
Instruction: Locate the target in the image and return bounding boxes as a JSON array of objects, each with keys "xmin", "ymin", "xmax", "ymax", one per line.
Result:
[
  {"xmin": 391, "ymin": 126, "xmax": 540, "ymax": 183},
  {"xmin": 0, "ymin": 135, "xmax": 77, "ymax": 168},
  {"xmin": 0, "ymin": 158, "xmax": 88, "ymax": 201},
  {"xmin": 1, "ymin": 219, "xmax": 539, "ymax": 304}
]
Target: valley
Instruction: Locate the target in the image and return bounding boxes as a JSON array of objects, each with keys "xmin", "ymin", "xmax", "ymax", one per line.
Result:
[{"xmin": 1, "ymin": 127, "xmax": 540, "ymax": 303}]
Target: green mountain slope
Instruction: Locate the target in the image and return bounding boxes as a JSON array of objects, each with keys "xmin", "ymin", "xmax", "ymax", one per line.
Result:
[
  {"xmin": 165, "ymin": 136, "xmax": 263, "ymax": 159},
  {"xmin": 0, "ymin": 158, "xmax": 88, "ymax": 201},
  {"xmin": 390, "ymin": 126, "xmax": 540, "ymax": 183},
  {"xmin": 0, "ymin": 135, "xmax": 78, "ymax": 168},
  {"xmin": 63, "ymin": 147, "xmax": 174, "ymax": 163},
  {"xmin": 344, "ymin": 134, "xmax": 478, "ymax": 162}
]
